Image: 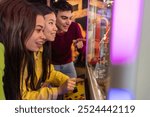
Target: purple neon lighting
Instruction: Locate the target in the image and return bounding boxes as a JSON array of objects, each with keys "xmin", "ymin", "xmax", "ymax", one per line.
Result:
[
  {"xmin": 110, "ymin": 0, "xmax": 143, "ymax": 64},
  {"xmin": 108, "ymin": 88, "xmax": 134, "ymax": 100}
]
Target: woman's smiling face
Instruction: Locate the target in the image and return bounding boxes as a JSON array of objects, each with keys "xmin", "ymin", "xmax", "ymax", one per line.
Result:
[
  {"xmin": 25, "ymin": 15, "xmax": 46, "ymax": 52},
  {"xmin": 44, "ymin": 12, "xmax": 57, "ymax": 41}
]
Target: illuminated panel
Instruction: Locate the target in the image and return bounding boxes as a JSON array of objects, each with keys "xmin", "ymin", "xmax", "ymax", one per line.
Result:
[
  {"xmin": 108, "ymin": 0, "xmax": 144, "ymax": 100},
  {"xmin": 110, "ymin": 0, "xmax": 143, "ymax": 64},
  {"xmin": 108, "ymin": 88, "xmax": 134, "ymax": 100}
]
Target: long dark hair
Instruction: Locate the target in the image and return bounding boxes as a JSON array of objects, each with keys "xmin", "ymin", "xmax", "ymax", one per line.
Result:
[
  {"xmin": 0, "ymin": 0, "xmax": 46, "ymax": 99},
  {"xmin": 35, "ymin": 3, "xmax": 55, "ymax": 16},
  {"xmin": 33, "ymin": 4, "xmax": 56, "ymax": 88}
]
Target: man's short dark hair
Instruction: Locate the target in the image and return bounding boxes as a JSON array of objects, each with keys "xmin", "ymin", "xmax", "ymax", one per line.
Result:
[{"xmin": 52, "ymin": 1, "xmax": 73, "ymax": 14}]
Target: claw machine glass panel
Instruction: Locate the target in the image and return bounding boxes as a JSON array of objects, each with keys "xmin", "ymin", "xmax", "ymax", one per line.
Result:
[{"xmin": 86, "ymin": 0, "xmax": 113, "ymax": 99}]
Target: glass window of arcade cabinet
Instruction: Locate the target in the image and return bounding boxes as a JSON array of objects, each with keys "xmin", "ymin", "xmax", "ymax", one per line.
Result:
[{"xmin": 86, "ymin": 0, "xmax": 113, "ymax": 99}]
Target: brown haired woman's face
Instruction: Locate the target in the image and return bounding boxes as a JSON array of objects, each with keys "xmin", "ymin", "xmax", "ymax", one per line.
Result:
[{"xmin": 25, "ymin": 15, "xmax": 46, "ymax": 52}]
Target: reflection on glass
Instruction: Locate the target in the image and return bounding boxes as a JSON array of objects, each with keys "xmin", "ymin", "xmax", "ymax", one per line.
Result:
[{"xmin": 86, "ymin": 0, "xmax": 113, "ymax": 99}]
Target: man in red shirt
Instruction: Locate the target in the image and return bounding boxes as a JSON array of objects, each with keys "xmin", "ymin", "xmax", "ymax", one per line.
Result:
[{"xmin": 52, "ymin": 1, "xmax": 84, "ymax": 77}]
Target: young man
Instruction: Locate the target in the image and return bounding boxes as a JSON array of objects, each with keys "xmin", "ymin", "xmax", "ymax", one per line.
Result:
[{"xmin": 52, "ymin": 1, "xmax": 84, "ymax": 78}]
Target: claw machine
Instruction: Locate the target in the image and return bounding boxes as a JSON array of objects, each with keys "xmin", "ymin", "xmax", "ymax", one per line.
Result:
[{"xmin": 86, "ymin": 0, "xmax": 113, "ymax": 100}]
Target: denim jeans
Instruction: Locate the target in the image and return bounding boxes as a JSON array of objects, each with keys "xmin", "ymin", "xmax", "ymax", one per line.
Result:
[{"xmin": 54, "ymin": 62, "xmax": 77, "ymax": 78}]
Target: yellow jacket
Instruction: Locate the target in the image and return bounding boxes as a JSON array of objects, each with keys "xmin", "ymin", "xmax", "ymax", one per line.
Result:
[{"xmin": 21, "ymin": 47, "xmax": 69, "ymax": 100}]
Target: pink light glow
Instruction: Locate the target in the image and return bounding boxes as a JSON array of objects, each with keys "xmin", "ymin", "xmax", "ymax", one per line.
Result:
[{"xmin": 110, "ymin": 0, "xmax": 143, "ymax": 64}]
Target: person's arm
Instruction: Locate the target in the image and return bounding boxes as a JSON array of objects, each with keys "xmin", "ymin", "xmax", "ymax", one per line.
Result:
[
  {"xmin": 20, "ymin": 64, "xmax": 59, "ymax": 100},
  {"xmin": 73, "ymin": 23, "xmax": 86, "ymax": 49},
  {"xmin": 47, "ymin": 65, "xmax": 76, "ymax": 95},
  {"xmin": 0, "ymin": 43, "xmax": 5, "ymax": 100},
  {"xmin": 47, "ymin": 65, "xmax": 69, "ymax": 86},
  {"xmin": 21, "ymin": 65, "xmax": 75, "ymax": 100},
  {"xmin": 21, "ymin": 84, "xmax": 58, "ymax": 100}
]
